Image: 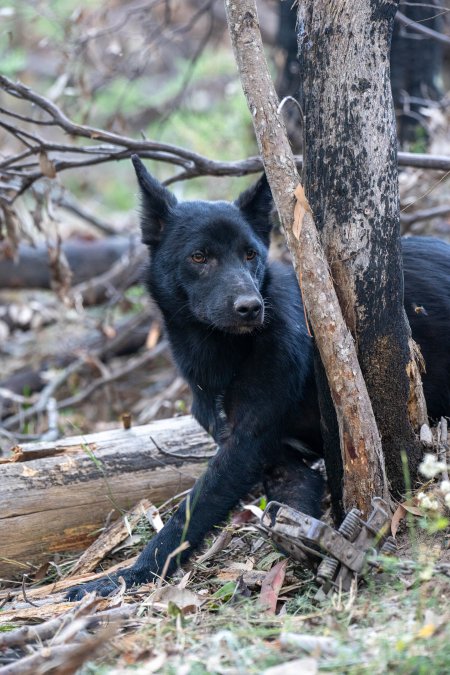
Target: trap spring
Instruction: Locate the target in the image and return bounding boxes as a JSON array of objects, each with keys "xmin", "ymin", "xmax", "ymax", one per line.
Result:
[{"xmin": 260, "ymin": 497, "xmax": 395, "ymax": 593}]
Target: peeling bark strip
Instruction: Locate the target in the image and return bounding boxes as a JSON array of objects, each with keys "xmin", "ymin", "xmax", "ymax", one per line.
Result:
[
  {"xmin": 0, "ymin": 416, "xmax": 214, "ymax": 576},
  {"xmin": 225, "ymin": 0, "xmax": 389, "ymax": 514},
  {"xmin": 297, "ymin": 0, "xmax": 425, "ymax": 496}
]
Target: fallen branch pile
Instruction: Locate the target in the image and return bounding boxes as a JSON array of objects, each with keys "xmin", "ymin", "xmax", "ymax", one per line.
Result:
[{"xmin": 0, "ymin": 593, "xmax": 128, "ymax": 675}]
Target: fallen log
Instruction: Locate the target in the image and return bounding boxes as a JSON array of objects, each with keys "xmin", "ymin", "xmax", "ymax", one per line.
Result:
[
  {"xmin": 0, "ymin": 236, "xmax": 144, "ymax": 291},
  {"xmin": 0, "ymin": 416, "xmax": 215, "ymax": 578}
]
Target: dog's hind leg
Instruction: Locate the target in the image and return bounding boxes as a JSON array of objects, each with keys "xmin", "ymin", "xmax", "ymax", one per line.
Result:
[{"xmin": 263, "ymin": 447, "xmax": 324, "ymax": 519}]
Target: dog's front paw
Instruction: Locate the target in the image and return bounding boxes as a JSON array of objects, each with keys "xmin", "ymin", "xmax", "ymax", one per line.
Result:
[{"xmin": 65, "ymin": 574, "xmax": 124, "ymax": 601}]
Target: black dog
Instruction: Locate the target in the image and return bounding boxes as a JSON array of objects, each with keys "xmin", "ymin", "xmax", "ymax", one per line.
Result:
[{"xmin": 67, "ymin": 158, "xmax": 450, "ymax": 600}]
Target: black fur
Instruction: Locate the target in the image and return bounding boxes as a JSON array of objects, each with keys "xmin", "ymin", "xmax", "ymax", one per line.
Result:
[{"xmin": 67, "ymin": 159, "xmax": 450, "ymax": 600}]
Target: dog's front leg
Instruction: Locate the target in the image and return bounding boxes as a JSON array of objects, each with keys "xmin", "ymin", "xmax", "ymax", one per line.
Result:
[{"xmin": 66, "ymin": 434, "xmax": 269, "ymax": 600}]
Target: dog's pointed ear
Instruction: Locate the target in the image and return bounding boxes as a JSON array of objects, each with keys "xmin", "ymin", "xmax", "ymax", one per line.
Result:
[
  {"xmin": 235, "ymin": 174, "xmax": 273, "ymax": 247},
  {"xmin": 132, "ymin": 155, "xmax": 177, "ymax": 246}
]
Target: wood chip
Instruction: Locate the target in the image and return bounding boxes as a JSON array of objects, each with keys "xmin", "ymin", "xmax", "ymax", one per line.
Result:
[{"xmin": 259, "ymin": 559, "xmax": 287, "ymax": 613}]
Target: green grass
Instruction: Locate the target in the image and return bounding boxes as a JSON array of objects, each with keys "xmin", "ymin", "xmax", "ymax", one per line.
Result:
[
  {"xmin": 75, "ymin": 549, "xmax": 449, "ymax": 675},
  {"xmin": 409, "ymin": 126, "xmax": 429, "ymax": 155}
]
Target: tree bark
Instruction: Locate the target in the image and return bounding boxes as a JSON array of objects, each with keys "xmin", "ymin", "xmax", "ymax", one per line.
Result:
[
  {"xmin": 0, "ymin": 416, "xmax": 214, "ymax": 577},
  {"xmin": 225, "ymin": 1, "xmax": 390, "ymax": 516},
  {"xmin": 297, "ymin": 0, "xmax": 425, "ymax": 498}
]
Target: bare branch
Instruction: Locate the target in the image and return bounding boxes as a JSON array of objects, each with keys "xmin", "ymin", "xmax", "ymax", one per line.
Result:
[
  {"xmin": 396, "ymin": 10, "xmax": 450, "ymax": 46},
  {"xmin": 401, "ymin": 203, "xmax": 450, "ymax": 227},
  {"xmin": 55, "ymin": 192, "xmax": 119, "ymax": 235},
  {"xmin": 1, "ymin": 74, "xmax": 449, "ymax": 208},
  {"xmin": 55, "ymin": 340, "xmax": 168, "ymax": 411}
]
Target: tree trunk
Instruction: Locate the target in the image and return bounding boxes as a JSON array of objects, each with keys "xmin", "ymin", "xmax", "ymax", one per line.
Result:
[
  {"xmin": 297, "ymin": 0, "xmax": 425, "ymax": 501},
  {"xmin": 226, "ymin": 0, "xmax": 389, "ymax": 517},
  {"xmin": 0, "ymin": 416, "xmax": 214, "ymax": 577}
]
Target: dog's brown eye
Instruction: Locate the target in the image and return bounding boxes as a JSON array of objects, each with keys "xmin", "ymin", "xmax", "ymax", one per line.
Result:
[
  {"xmin": 192, "ymin": 251, "xmax": 207, "ymax": 264},
  {"xmin": 246, "ymin": 249, "xmax": 257, "ymax": 261}
]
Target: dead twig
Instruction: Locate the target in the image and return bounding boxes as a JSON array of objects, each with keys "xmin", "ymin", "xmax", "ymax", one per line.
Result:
[
  {"xmin": 157, "ymin": 541, "xmax": 191, "ymax": 588},
  {"xmin": 0, "ymin": 593, "xmax": 104, "ymax": 650},
  {"xmin": 39, "ymin": 398, "xmax": 59, "ymax": 442},
  {"xmin": 0, "ymin": 614, "xmax": 70, "ymax": 650},
  {"xmin": 66, "ymin": 499, "xmax": 153, "ymax": 578},
  {"xmin": 55, "ymin": 340, "xmax": 168, "ymax": 411},
  {"xmin": 2, "ymin": 360, "xmax": 84, "ymax": 431},
  {"xmin": 395, "ymin": 10, "xmax": 450, "ymax": 47},
  {"xmin": 21, "ymin": 576, "xmax": 39, "ymax": 608},
  {"xmin": 438, "ymin": 417, "xmax": 449, "ymax": 481},
  {"xmin": 71, "ymin": 244, "xmax": 147, "ymax": 307},
  {"xmin": 1, "ymin": 314, "xmax": 161, "ymax": 432},
  {"xmin": 138, "ymin": 376, "xmax": 186, "ymax": 423},
  {"xmin": 400, "ymin": 204, "xmax": 450, "ymax": 228},
  {"xmin": 157, "ymin": 1, "xmax": 216, "ymax": 128},
  {"xmin": 149, "ymin": 431, "xmax": 213, "ymax": 461},
  {"xmin": 0, "ymin": 623, "xmax": 118, "ymax": 675},
  {"xmin": 55, "ymin": 192, "xmax": 119, "ymax": 236}
]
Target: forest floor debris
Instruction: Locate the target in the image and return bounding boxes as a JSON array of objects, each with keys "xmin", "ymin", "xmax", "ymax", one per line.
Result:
[{"xmin": 1, "ymin": 485, "xmax": 449, "ymax": 674}]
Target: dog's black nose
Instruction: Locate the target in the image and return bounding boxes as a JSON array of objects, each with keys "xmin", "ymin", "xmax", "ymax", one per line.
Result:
[{"xmin": 234, "ymin": 295, "xmax": 263, "ymax": 321}]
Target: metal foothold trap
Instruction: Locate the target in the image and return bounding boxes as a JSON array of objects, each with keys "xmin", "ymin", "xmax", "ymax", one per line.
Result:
[{"xmin": 260, "ymin": 497, "xmax": 395, "ymax": 594}]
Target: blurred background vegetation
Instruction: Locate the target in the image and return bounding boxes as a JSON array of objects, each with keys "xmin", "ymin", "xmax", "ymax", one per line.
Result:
[
  {"xmin": 0, "ymin": 0, "xmax": 288, "ymax": 442},
  {"xmin": 0, "ymin": 0, "xmax": 269, "ymax": 218}
]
